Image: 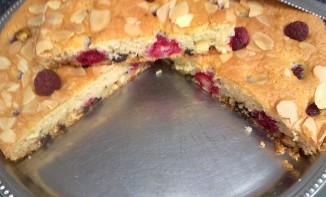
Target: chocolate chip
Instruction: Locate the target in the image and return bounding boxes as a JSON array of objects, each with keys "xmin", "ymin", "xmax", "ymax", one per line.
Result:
[
  {"xmin": 12, "ymin": 110, "xmax": 20, "ymax": 117},
  {"xmin": 83, "ymin": 97, "xmax": 102, "ymax": 113},
  {"xmin": 40, "ymin": 134, "xmax": 53, "ymax": 148},
  {"xmin": 112, "ymin": 53, "xmax": 128, "ymax": 63},
  {"xmin": 34, "ymin": 69, "xmax": 62, "ymax": 96},
  {"xmin": 185, "ymin": 49, "xmax": 194, "ymax": 56}
]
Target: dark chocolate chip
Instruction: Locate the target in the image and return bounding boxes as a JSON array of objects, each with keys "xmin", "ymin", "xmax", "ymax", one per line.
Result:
[
  {"xmin": 112, "ymin": 53, "xmax": 128, "ymax": 63},
  {"xmin": 185, "ymin": 49, "xmax": 194, "ymax": 56},
  {"xmin": 83, "ymin": 97, "xmax": 102, "ymax": 114},
  {"xmin": 40, "ymin": 134, "xmax": 53, "ymax": 148}
]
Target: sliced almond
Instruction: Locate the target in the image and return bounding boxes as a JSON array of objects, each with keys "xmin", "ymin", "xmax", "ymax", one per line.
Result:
[
  {"xmin": 0, "ymin": 100, "xmax": 7, "ymax": 111},
  {"xmin": 22, "ymin": 72, "xmax": 31, "ymax": 88},
  {"xmin": 256, "ymin": 15, "xmax": 270, "ymax": 27},
  {"xmin": 68, "ymin": 67, "xmax": 86, "ymax": 77},
  {"xmin": 52, "ymin": 30, "xmax": 75, "ymax": 42},
  {"xmin": 0, "ymin": 56, "xmax": 11, "ymax": 70},
  {"xmin": 51, "ymin": 91, "xmax": 69, "ymax": 102},
  {"xmin": 124, "ymin": 18, "xmax": 143, "ymax": 36},
  {"xmin": 0, "ymin": 117, "xmax": 16, "ymax": 130},
  {"xmin": 47, "ymin": 1, "xmax": 61, "ymax": 10},
  {"xmin": 157, "ymin": 3, "xmax": 170, "ymax": 23},
  {"xmin": 169, "ymin": 1, "xmax": 189, "ymax": 22},
  {"xmin": 46, "ymin": 12, "xmax": 64, "ymax": 25},
  {"xmin": 276, "ymin": 100, "xmax": 299, "ymax": 125},
  {"xmin": 23, "ymin": 86, "xmax": 36, "ymax": 106},
  {"xmin": 236, "ymin": 6, "xmax": 249, "ymax": 17},
  {"xmin": 38, "ymin": 99, "xmax": 59, "ymax": 112},
  {"xmin": 70, "ymin": 9, "xmax": 88, "ymax": 24},
  {"xmin": 246, "ymin": 74, "xmax": 268, "ymax": 84},
  {"xmin": 175, "ymin": 13, "xmax": 193, "ymax": 28},
  {"xmin": 17, "ymin": 57, "xmax": 29, "ymax": 73},
  {"xmin": 6, "ymin": 83, "xmax": 20, "ymax": 92},
  {"xmin": 247, "ymin": 1, "xmax": 263, "ymax": 17},
  {"xmin": 97, "ymin": 0, "xmax": 111, "ymax": 6},
  {"xmin": 22, "ymin": 99, "xmax": 39, "ymax": 114},
  {"xmin": 28, "ymin": 4, "xmax": 46, "ymax": 14},
  {"xmin": 284, "ymin": 68, "xmax": 292, "ymax": 77},
  {"xmin": 252, "ymin": 32, "xmax": 274, "ymax": 51},
  {"xmin": 27, "ymin": 15, "xmax": 43, "ymax": 27},
  {"xmin": 9, "ymin": 41, "xmax": 22, "ymax": 55},
  {"xmin": 299, "ymin": 42, "xmax": 317, "ymax": 54},
  {"xmin": 226, "ymin": 10, "xmax": 236, "ymax": 22},
  {"xmin": 90, "ymin": 9, "xmax": 110, "ymax": 32},
  {"xmin": 235, "ymin": 49, "xmax": 248, "ymax": 58},
  {"xmin": 314, "ymin": 65, "xmax": 326, "ymax": 83},
  {"xmin": 315, "ymin": 82, "xmax": 326, "ymax": 109},
  {"xmin": 0, "ymin": 129, "xmax": 16, "ymax": 143},
  {"xmin": 302, "ymin": 117, "xmax": 317, "ymax": 142},
  {"xmin": 219, "ymin": 53, "xmax": 233, "ymax": 63},
  {"xmin": 137, "ymin": 2, "xmax": 150, "ymax": 10},
  {"xmin": 21, "ymin": 39, "xmax": 35, "ymax": 61},
  {"xmin": 36, "ymin": 40, "xmax": 53, "ymax": 56},
  {"xmin": 1, "ymin": 91, "xmax": 12, "ymax": 107},
  {"xmin": 204, "ymin": 2, "xmax": 219, "ymax": 14}
]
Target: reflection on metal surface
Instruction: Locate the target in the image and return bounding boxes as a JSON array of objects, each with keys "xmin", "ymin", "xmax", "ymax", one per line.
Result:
[{"xmin": 0, "ymin": 1, "xmax": 326, "ymax": 197}]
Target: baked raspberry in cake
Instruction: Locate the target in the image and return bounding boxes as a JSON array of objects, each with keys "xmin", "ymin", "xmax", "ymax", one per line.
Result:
[
  {"xmin": 35, "ymin": 0, "xmax": 234, "ymax": 68},
  {"xmin": 172, "ymin": 0, "xmax": 326, "ymax": 154}
]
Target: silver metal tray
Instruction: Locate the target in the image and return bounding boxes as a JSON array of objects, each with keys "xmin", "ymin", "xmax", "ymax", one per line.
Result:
[{"xmin": 1, "ymin": 1, "xmax": 326, "ymax": 197}]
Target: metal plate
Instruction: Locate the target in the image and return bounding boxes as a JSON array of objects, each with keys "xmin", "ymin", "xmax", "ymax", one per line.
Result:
[{"xmin": 1, "ymin": 1, "xmax": 326, "ymax": 197}]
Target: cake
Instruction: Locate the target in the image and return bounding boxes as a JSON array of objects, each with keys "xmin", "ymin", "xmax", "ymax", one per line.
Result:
[
  {"xmin": 35, "ymin": 0, "xmax": 234, "ymax": 68},
  {"xmin": 0, "ymin": 0, "xmax": 325, "ymax": 161}
]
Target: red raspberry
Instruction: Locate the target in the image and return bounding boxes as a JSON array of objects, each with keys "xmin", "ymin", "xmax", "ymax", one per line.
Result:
[
  {"xmin": 252, "ymin": 110, "xmax": 279, "ymax": 133},
  {"xmin": 34, "ymin": 69, "xmax": 61, "ymax": 96},
  {"xmin": 306, "ymin": 103, "xmax": 320, "ymax": 117},
  {"xmin": 147, "ymin": 35, "xmax": 182, "ymax": 58},
  {"xmin": 76, "ymin": 49, "xmax": 107, "ymax": 65},
  {"xmin": 284, "ymin": 21, "xmax": 309, "ymax": 42},
  {"xmin": 230, "ymin": 27, "xmax": 249, "ymax": 51},
  {"xmin": 291, "ymin": 64, "xmax": 304, "ymax": 80},
  {"xmin": 194, "ymin": 72, "xmax": 219, "ymax": 95}
]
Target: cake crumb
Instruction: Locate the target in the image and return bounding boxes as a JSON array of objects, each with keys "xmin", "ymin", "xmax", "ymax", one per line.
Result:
[
  {"xmin": 244, "ymin": 126, "xmax": 252, "ymax": 134},
  {"xmin": 282, "ymin": 160, "xmax": 293, "ymax": 169},
  {"xmin": 298, "ymin": 178, "xmax": 302, "ymax": 182},
  {"xmin": 156, "ymin": 69, "xmax": 162, "ymax": 76},
  {"xmin": 260, "ymin": 141, "xmax": 265, "ymax": 148},
  {"xmin": 320, "ymin": 143, "xmax": 326, "ymax": 152},
  {"xmin": 274, "ymin": 140, "xmax": 285, "ymax": 155},
  {"xmin": 28, "ymin": 155, "xmax": 32, "ymax": 159}
]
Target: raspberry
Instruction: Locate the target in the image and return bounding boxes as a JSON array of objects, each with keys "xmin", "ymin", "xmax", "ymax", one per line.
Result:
[
  {"xmin": 306, "ymin": 103, "xmax": 320, "ymax": 117},
  {"xmin": 291, "ymin": 64, "xmax": 304, "ymax": 80},
  {"xmin": 194, "ymin": 72, "xmax": 219, "ymax": 95},
  {"xmin": 147, "ymin": 35, "xmax": 182, "ymax": 58},
  {"xmin": 252, "ymin": 110, "xmax": 279, "ymax": 133},
  {"xmin": 34, "ymin": 69, "xmax": 61, "ymax": 96},
  {"xmin": 284, "ymin": 21, "xmax": 309, "ymax": 42},
  {"xmin": 230, "ymin": 27, "xmax": 249, "ymax": 51},
  {"xmin": 76, "ymin": 49, "xmax": 107, "ymax": 65}
]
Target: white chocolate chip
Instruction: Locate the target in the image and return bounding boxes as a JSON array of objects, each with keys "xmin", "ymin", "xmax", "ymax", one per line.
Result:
[
  {"xmin": 70, "ymin": 9, "xmax": 88, "ymax": 24},
  {"xmin": 175, "ymin": 13, "xmax": 193, "ymax": 28},
  {"xmin": 28, "ymin": 15, "xmax": 43, "ymax": 27},
  {"xmin": 314, "ymin": 65, "xmax": 326, "ymax": 83},
  {"xmin": 256, "ymin": 15, "xmax": 270, "ymax": 27},
  {"xmin": 204, "ymin": 2, "xmax": 219, "ymax": 14},
  {"xmin": 47, "ymin": 0, "xmax": 61, "ymax": 10},
  {"xmin": 247, "ymin": 1, "xmax": 263, "ymax": 17},
  {"xmin": 28, "ymin": 4, "xmax": 46, "ymax": 14},
  {"xmin": 52, "ymin": 30, "xmax": 75, "ymax": 42},
  {"xmin": 0, "ymin": 117, "xmax": 16, "ymax": 130},
  {"xmin": 219, "ymin": 53, "xmax": 233, "ymax": 63},
  {"xmin": 0, "ymin": 129, "xmax": 16, "ymax": 143},
  {"xmin": 252, "ymin": 32, "xmax": 274, "ymax": 51},
  {"xmin": 23, "ymin": 86, "xmax": 36, "ymax": 106},
  {"xmin": 36, "ymin": 40, "xmax": 53, "ymax": 56},
  {"xmin": 46, "ymin": 12, "xmax": 64, "ymax": 25},
  {"xmin": 157, "ymin": 3, "xmax": 170, "ymax": 23},
  {"xmin": 315, "ymin": 82, "xmax": 326, "ymax": 109},
  {"xmin": 276, "ymin": 100, "xmax": 299, "ymax": 125},
  {"xmin": 169, "ymin": 1, "xmax": 189, "ymax": 23},
  {"xmin": 90, "ymin": 9, "xmax": 110, "ymax": 32},
  {"xmin": 0, "ymin": 56, "xmax": 11, "ymax": 70}
]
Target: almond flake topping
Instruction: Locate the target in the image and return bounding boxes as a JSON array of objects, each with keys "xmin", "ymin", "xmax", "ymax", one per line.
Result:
[
  {"xmin": 47, "ymin": 1, "xmax": 62, "ymax": 10},
  {"xmin": 246, "ymin": 74, "xmax": 268, "ymax": 84},
  {"xmin": 0, "ymin": 118, "xmax": 16, "ymax": 130},
  {"xmin": 315, "ymin": 82, "xmax": 326, "ymax": 109},
  {"xmin": 0, "ymin": 129, "xmax": 16, "ymax": 143},
  {"xmin": 38, "ymin": 100, "xmax": 59, "ymax": 112},
  {"xmin": 137, "ymin": 2, "xmax": 150, "ymax": 10},
  {"xmin": 276, "ymin": 100, "xmax": 299, "ymax": 125},
  {"xmin": 1, "ymin": 91, "xmax": 12, "ymax": 107},
  {"xmin": 21, "ymin": 40, "xmax": 35, "ymax": 61},
  {"xmin": 124, "ymin": 17, "xmax": 143, "ymax": 36},
  {"xmin": 36, "ymin": 40, "xmax": 53, "ymax": 56},
  {"xmin": 205, "ymin": 2, "xmax": 219, "ymax": 14},
  {"xmin": 157, "ymin": 3, "xmax": 170, "ymax": 23},
  {"xmin": 252, "ymin": 32, "xmax": 274, "ymax": 51},
  {"xmin": 9, "ymin": 41, "xmax": 22, "ymax": 55},
  {"xmin": 302, "ymin": 117, "xmax": 317, "ymax": 142},
  {"xmin": 256, "ymin": 15, "xmax": 270, "ymax": 27},
  {"xmin": 52, "ymin": 30, "xmax": 75, "ymax": 42},
  {"xmin": 0, "ymin": 56, "xmax": 11, "ymax": 70},
  {"xmin": 175, "ymin": 13, "xmax": 193, "ymax": 28},
  {"xmin": 314, "ymin": 65, "xmax": 326, "ymax": 83},
  {"xmin": 247, "ymin": 1, "xmax": 263, "ymax": 17},
  {"xmin": 46, "ymin": 12, "xmax": 64, "ymax": 25},
  {"xmin": 169, "ymin": 1, "xmax": 189, "ymax": 22},
  {"xmin": 299, "ymin": 42, "xmax": 317, "ymax": 54},
  {"xmin": 90, "ymin": 9, "xmax": 110, "ymax": 32},
  {"xmin": 70, "ymin": 9, "xmax": 88, "ymax": 24},
  {"xmin": 28, "ymin": 4, "xmax": 46, "ymax": 14},
  {"xmin": 23, "ymin": 86, "xmax": 36, "ymax": 106},
  {"xmin": 219, "ymin": 53, "xmax": 233, "ymax": 63},
  {"xmin": 17, "ymin": 57, "xmax": 29, "ymax": 73},
  {"xmin": 6, "ymin": 83, "xmax": 20, "ymax": 92},
  {"xmin": 28, "ymin": 15, "xmax": 43, "ymax": 27}
]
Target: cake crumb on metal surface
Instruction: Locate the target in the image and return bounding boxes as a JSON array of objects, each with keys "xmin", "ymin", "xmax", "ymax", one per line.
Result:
[
  {"xmin": 244, "ymin": 126, "xmax": 252, "ymax": 133},
  {"xmin": 282, "ymin": 160, "xmax": 293, "ymax": 169},
  {"xmin": 260, "ymin": 141, "xmax": 265, "ymax": 148},
  {"xmin": 156, "ymin": 69, "xmax": 162, "ymax": 76}
]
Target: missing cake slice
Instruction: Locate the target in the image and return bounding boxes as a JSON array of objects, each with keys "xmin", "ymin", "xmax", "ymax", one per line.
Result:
[{"xmin": 35, "ymin": 0, "xmax": 234, "ymax": 68}]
